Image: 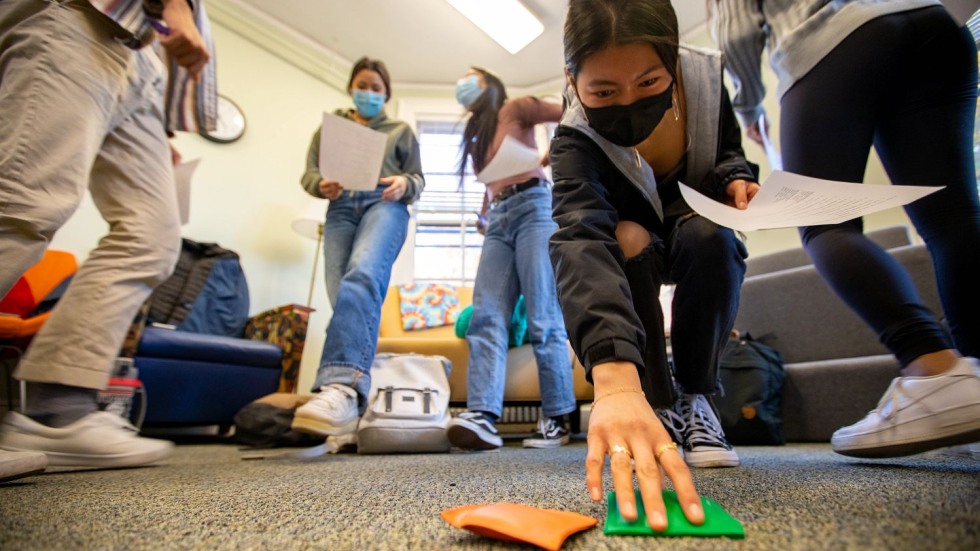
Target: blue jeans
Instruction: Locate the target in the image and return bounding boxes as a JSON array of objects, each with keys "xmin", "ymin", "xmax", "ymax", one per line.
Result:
[
  {"xmin": 313, "ymin": 190, "xmax": 409, "ymax": 404},
  {"xmin": 465, "ymin": 185, "xmax": 576, "ymax": 419}
]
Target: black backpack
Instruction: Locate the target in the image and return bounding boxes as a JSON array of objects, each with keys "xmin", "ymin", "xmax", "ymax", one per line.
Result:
[{"xmin": 716, "ymin": 334, "xmax": 786, "ymax": 445}]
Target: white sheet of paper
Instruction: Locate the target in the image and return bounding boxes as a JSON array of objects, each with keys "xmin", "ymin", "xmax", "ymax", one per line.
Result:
[
  {"xmin": 679, "ymin": 171, "xmax": 943, "ymax": 232},
  {"xmin": 759, "ymin": 114, "xmax": 782, "ymax": 171},
  {"xmin": 318, "ymin": 112, "xmax": 388, "ymax": 191},
  {"xmin": 173, "ymin": 158, "xmax": 200, "ymax": 225},
  {"xmin": 475, "ymin": 135, "xmax": 542, "ymax": 183},
  {"xmin": 942, "ymin": 0, "xmax": 980, "ymax": 25}
]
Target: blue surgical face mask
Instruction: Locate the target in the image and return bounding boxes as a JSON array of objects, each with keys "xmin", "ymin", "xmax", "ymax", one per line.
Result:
[
  {"xmin": 455, "ymin": 75, "xmax": 485, "ymax": 109},
  {"xmin": 352, "ymin": 90, "xmax": 385, "ymax": 118}
]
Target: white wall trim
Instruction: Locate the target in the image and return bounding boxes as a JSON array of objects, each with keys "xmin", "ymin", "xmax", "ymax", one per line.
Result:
[{"xmin": 208, "ymin": 0, "xmax": 352, "ymax": 93}]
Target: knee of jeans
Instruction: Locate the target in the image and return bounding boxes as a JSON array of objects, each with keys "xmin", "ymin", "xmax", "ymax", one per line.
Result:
[
  {"xmin": 338, "ymin": 267, "xmax": 386, "ymax": 302},
  {"xmin": 682, "ymin": 217, "xmax": 731, "ymax": 250},
  {"xmin": 616, "ymin": 221, "xmax": 652, "ymax": 259}
]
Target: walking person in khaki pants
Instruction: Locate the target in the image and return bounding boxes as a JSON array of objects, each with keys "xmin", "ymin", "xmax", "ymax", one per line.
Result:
[{"xmin": 0, "ymin": 0, "xmax": 215, "ymax": 482}]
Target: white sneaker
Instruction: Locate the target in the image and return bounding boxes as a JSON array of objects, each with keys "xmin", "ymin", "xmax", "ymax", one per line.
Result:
[
  {"xmin": 832, "ymin": 357, "xmax": 980, "ymax": 458},
  {"xmin": 0, "ymin": 449, "xmax": 47, "ymax": 482},
  {"xmin": 0, "ymin": 411, "xmax": 172, "ymax": 467},
  {"xmin": 679, "ymin": 393, "xmax": 740, "ymax": 468},
  {"xmin": 291, "ymin": 384, "xmax": 360, "ymax": 437}
]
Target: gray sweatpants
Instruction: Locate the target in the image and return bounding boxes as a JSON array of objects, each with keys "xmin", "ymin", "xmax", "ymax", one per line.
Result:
[{"xmin": 0, "ymin": 0, "xmax": 181, "ymax": 389}]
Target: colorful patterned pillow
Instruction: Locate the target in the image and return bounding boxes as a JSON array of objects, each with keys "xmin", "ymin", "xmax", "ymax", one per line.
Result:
[{"xmin": 398, "ymin": 283, "xmax": 461, "ymax": 331}]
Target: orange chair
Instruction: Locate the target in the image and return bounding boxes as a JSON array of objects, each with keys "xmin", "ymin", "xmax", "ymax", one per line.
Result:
[{"xmin": 0, "ymin": 250, "xmax": 78, "ymax": 409}]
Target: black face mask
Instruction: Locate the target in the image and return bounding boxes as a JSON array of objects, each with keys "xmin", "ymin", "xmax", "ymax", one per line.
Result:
[{"xmin": 580, "ymin": 82, "xmax": 674, "ymax": 147}]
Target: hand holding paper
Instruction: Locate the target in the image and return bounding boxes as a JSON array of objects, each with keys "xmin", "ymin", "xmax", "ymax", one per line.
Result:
[
  {"xmin": 318, "ymin": 112, "xmax": 387, "ymax": 191},
  {"xmin": 680, "ymin": 171, "xmax": 943, "ymax": 232}
]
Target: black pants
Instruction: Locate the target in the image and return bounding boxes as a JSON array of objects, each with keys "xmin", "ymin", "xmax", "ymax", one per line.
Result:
[
  {"xmin": 625, "ymin": 213, "xmax": 747, "ymax": 407},
  {"xmin": 780, "ymin": 6, "xmax": 980, "ymax": 366}
]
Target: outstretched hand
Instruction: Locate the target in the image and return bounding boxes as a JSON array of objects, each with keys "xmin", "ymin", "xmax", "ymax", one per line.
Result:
[{"xmin": 588, "ymin": 361, "xmax": 704, "ymax": 531}]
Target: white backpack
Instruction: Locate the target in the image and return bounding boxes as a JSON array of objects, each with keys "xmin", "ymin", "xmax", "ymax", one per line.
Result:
[{"xmin": 357, "ymin": 353, "xmax": 452, "ymax": 454}]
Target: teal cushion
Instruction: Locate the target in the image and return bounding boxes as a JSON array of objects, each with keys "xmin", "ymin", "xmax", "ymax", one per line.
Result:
[{"xmin": 454, "ymin": 296, "xmax": 529, "ymax": 348}]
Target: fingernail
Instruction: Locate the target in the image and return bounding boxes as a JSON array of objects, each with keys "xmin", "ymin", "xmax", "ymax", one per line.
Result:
[
  {"xmin": 688, "ymin": 502, "xmax": 703, "ymax": 519},
  {"xmin": 650, "ymin": 511, "xmax": 666, "ymax": 528},
  {"xmin": 590, "ymin": 488, "xmax": 600, "ymax": 501},
  {"xmin": 622, "ymin": 503, "xmax": 635, "ymax": 518}
]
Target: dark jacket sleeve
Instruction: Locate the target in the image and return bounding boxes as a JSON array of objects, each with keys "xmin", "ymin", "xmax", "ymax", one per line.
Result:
[
  {"xmin": 701, "ymin": 86, "xmax": 759, "ymax": 199},
  {"xmin": 549, "ymin": 127, "xmax": 647, "ymax": 381}
]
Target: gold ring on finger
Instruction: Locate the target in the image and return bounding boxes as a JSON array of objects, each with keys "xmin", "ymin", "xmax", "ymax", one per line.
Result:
[
  {"xmin": 610, "ymin": 444, "xmax": 633, "ymax": 459},
  {"xmin": 655, "ymin": 442, "xmax": 679, "ymax": 461}
]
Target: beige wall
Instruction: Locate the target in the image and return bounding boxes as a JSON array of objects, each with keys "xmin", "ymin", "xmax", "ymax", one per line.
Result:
[{"xmin": 47, "ymin": 20, "xmax": 919, "ymax": 395}]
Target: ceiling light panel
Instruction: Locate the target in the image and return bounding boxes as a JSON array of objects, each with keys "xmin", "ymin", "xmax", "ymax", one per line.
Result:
[{"xmin": 446, "ymin": 0, "xmax": 544, "ymax": 54}]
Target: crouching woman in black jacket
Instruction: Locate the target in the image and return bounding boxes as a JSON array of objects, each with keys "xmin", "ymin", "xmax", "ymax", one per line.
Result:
[{"xmin": 550, "ymin": 0, "xmax": 759, "ymax": 530}]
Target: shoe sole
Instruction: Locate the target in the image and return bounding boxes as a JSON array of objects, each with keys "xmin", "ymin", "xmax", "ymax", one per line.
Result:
[
  {"xmin": 833, "ymin": 425, "xmax": 980, "ymax": 459},
  {"xmin": 522, "ymin": 435, "xmax": 570, "ymax": 449},
  {"xmin": 31, "ymin": 444, "xmax": 173, "ymax": 468},
  {"xmin": 687, "ymin": 458, "xmax": 740, "ymax": 468},
  {"xmin": 291, "ymin": 415, "xmax": 358, "ymax": 437},
  {"xmin": 0, "ymin": 467, "xmax": 46, "ymax": 483},
  {"xmin": 447, "ymin": 424, "xmax": 501, "ymax": 450},
  {"xmin": 685, "ymin": 449, "xmax": 740, "ymax": 468}
]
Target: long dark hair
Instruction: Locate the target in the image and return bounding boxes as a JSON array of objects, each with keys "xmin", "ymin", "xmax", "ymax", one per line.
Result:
[
  {"xmin": 457, "ymin": 67, "xmax": 507, "ymax": 184},
  {"xmin": 563, "ymin": 0, "xmax": 679, "ymax": 81}
]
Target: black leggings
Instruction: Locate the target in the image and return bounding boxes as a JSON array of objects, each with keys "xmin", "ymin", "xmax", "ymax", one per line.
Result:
[{"xmin": 780, "ymin": 6, "xmax": 980, "ymax": 366}]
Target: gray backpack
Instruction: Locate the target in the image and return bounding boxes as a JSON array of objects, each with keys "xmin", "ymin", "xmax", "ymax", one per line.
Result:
[{"xmin": 357, "ymin": 353, "xmax": 452, "ymax": 454}]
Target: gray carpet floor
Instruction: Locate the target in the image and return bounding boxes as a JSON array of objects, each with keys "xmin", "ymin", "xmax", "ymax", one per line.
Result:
[{"xmin": 1, "ymin": 440, "xmax": 978, "ymax": 550}]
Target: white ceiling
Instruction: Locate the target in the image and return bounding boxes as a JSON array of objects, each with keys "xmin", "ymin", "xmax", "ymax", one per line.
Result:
[{"xmin": 230, "ymin": 0, "xmax": 709, "ymax": 89}]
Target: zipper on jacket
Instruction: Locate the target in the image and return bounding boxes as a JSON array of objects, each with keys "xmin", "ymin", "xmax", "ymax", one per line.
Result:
[{"xmin": 633, "ymin": 147, "xmax": 640, "ymax": 168}]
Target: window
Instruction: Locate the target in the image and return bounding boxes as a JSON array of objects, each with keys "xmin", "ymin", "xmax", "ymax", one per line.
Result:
[{"xmin": 414, "ymin": 120, "xmax": 485, "ymax": 285}]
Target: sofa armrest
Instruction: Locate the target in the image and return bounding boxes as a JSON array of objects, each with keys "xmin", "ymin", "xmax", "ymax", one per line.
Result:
[{"xmin": 243, "ymin": 304, "xmax": 314, "ymax": 393}]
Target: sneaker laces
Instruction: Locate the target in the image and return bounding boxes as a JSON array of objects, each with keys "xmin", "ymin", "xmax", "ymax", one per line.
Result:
[
  {"xmin": 682, "ymin": 394, "xmax": 730, "ymax": 449},
  {"xmin": 655, "ymin": 406, "xmax": 686, "ymax": 444},
  {"xmin": 535, "ymin": 416, "xmax": 564, "ymax": 438}
]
